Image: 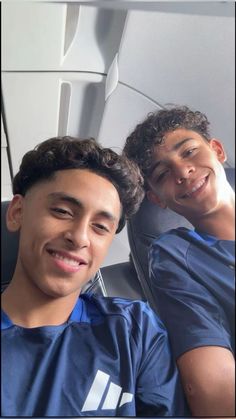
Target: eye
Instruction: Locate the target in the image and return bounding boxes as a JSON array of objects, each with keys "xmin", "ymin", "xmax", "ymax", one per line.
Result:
[
  {"xmin": 155, "ymin": 170, "xmax": 168, "ymax": 183},
  {"xmin": 51, "ymin": 207, "xmax": 73, "ymax": 218},
  {"xmin": 93, "ymin": 223, "xmax": 110, "ymax": 234},
  {"xmin": 183, "ymin": 148, "xmax": 197, "ymax": 157}
]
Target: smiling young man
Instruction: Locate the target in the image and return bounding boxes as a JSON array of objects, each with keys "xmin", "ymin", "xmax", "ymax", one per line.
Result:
[
  {"xmin": 123, "ymin": 106, "xmax": 235, "ymax": 416},
  {"xmin": 1, "ymin": 136, "xmax": 189, "ymax": 417}
]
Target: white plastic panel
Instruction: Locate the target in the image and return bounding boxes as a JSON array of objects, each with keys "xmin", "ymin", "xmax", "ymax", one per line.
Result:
[
  {"xmin": 61, "ymin": 6, "xmax": 127, "ymax": 72},
  {"xmin": 58, "ymin": 76, "xmax": 106, "ymax": 138},
  {"xmin": 2, "ymin": 2, "xmax": 127, "ymax": 73},
  {"xmin": 117, "ymin": 3, "xmax": 235, "ymax": 166},
  {"xmin": 2, "ymin": 2, "xmax": 66, "ymax": 71},
  {"xmin": 102, "ymin": 226, "xmax": 129, "ymax": 267},
  {"xmin": 2, "ymin": 73, "xmax": 61, "ymax": 174},
  {"xmin": 1, "ymin": 116, "xmax": 7, "ymax": 147},
  {"xmin": 98, "ymin": 82, "xmax": 160, "ymax": 150},
  {"xmin": 2, "ymin": 72, "xmax": 106, "ymax": 175}
]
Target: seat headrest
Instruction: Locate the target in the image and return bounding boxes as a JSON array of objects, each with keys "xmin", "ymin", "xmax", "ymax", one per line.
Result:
[{"xmin": 1, "ymin": 201, "xmax": 19, "ymax": 291}]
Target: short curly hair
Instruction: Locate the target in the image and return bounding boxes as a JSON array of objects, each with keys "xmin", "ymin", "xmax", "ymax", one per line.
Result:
[
  {"xmin": 123, "ymin": 105, "xmax": 211, "ymax": 190},
  {"xmin": 13, "ymin": 136, "xmax": 144, "ymax": 233}
]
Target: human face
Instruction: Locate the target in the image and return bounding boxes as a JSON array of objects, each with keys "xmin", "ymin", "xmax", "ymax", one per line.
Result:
[
  {"xmin": 147, "ymin": 129, "xmax": 227, "ymax": 221},
  {"xmin": 7, "ymin": 169, "xmax": 121, "ymax": 299}
]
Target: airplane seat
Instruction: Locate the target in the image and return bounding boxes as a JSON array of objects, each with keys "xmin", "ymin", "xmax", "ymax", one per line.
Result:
[
  {"xmin": 100, "ymin": 260, "xmax": 145, "ymax": 300},
  {"xmin": 1, "ymin": 200, "xmax": 145, "ymax": 300},
  {"xmin": 127, "ymin": 167, "xmax": 235, "ymax": 312}
]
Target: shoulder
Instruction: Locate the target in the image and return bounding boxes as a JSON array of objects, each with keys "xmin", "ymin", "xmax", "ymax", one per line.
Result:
[
  {"xmin": 151, "ymin": 227, "xmax": 195, "ymax": 251},
  {"xmin": 80, "ymin": 294, "xmax": 167, "ymax": 334},
  {"xmin": 149, "ymin": 227, "xmax": 220, "ymax": 262},
  {"xmin": 1, "ymin": 309, "xmax": 13, "ymax": 330},
  {"xmin": 152, "ymin": 227, "xmax": 199, "ymax": 246},
  {"xmin": 149, "ymin": 227, "xmax": 193, "ymax": 266}
]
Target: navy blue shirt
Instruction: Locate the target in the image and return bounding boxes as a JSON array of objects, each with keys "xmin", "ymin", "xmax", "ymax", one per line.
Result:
[
  {"xmin": 1, "ymin": 294, "xmax": 189, "ymax": 416},
  {"xmin": 149, "ymin": 227, "xmax": 235, "ymax": 359}
]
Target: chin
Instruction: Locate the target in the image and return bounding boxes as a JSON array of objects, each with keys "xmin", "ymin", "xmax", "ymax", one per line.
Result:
[{"xmin": 37, "ymin": 279, "xmax": 81, "ymax": 299}]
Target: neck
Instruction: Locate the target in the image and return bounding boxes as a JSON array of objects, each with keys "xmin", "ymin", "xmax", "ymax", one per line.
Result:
[
  {"xmin": 1, "ymin": 274, "xmax": 80, "ymax": 328},
  {"xmin": 188, "ymin": 190, "xmax": 235, "ymax": 240}
]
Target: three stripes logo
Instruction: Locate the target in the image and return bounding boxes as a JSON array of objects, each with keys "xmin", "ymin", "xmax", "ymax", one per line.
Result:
[{"xmin": 81, "ymin": 369, "xmax": 133, "ymax": 412}]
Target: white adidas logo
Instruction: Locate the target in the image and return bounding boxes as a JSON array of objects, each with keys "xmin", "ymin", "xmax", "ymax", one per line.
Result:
[{"xmin": 81, "ymin": 370, "xmax": 133, "ymax": 412}]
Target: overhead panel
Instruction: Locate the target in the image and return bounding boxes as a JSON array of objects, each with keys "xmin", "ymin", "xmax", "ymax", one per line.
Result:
[
  {"xmin": 61, "ymin": 5, "xmax": 127, "ymax": 73},
  {"xmin": 57, "ymin": 74, "xmax": 106, "ymax": 139},
  {"xmin": 98, "ymin": 82, "xmax": 160, "ymax": 150},
  {"xmin": 2, "ymin": 0, "xmax": 127, "ymax": 193},
  {"xmin": 2, "ymin": 1, "xmax": 127, "ymax": 73},
  {"xmin": 2, "ymin": 73, "xmax": 62, "ymax": 175},
  {"xmin": 2, "ymin": 2, "xmax": 65, "ymax": 71},
  {"xmin": 2, "ymin": 72, "xmax": 106, "ymax": 176},
  {"xmin": 117, "ymin": 3, "xmax": 235, "ymax": 165}
]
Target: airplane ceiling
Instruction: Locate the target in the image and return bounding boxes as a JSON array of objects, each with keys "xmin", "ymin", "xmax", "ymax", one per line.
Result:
[{"xmin": 2, "ymin": 1, "xmax": 235, "ymax": 195}]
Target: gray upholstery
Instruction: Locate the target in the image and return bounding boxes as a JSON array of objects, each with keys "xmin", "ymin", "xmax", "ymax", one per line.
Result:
[
  {"xmin": 1, "ymin": 201, "xmax": 19, "ymax": 292},
  {"xmin": 127, "ymin": 199, "xmax": 192, "ymax": 309},
  {"xmin": 127, "ymin": 167, "xmax": 235, "ymax": 310},
  {"xmin": 101, "ymin": 261, "xmax": 145, "ymax": 300}
]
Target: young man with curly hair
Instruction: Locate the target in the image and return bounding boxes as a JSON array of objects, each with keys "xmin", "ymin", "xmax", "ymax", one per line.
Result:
[
  {"xmin": 1, "ymin": 136, "xmax": 189, "ymax": 417},
  {"xmin": 123, "ymin": 106, "xmax": 235, "ymax": 416}
]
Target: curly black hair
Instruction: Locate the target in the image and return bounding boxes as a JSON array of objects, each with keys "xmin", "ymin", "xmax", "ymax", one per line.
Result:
[
  {"xmin": 13, "ymin": 136, "xmax": 144, "ymax": 233},
  {"xmin": 123, "ymin": 105, "xmax": 211, "ymax": 190}
]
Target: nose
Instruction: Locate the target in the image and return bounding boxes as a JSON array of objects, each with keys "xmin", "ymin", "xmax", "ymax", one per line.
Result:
[
  {"xmin": 173, "ymin": 161, "xmax": 195, "ymax": 184},
  {"xmin": 64, "ymin": 219, "xmax": 90, "ymax": 249}
]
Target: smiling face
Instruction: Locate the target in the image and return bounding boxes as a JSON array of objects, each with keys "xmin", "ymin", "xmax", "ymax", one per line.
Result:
[
  {"xmin": 147, "ymin": 128, "xmax": 227, "ymax": 223},
  {"xmin": 7, "ymin": 169, "xmax": 121, "ymax": 300}
]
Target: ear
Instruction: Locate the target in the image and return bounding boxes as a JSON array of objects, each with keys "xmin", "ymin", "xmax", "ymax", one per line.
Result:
[
  {"xmin": 147, "ymin": 190, "xmax": 167, "ymax": 209},
  {"xmin": 209, "ymin": 139, "xmax": 227, "ymax": 163},
  {"xmin": 6, "ymin": 195, "xmax": 24, "ymax": 232}
]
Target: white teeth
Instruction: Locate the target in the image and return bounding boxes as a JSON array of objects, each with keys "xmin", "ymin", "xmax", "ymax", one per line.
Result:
[
  {"xmin": 186, "ymin": 178, "xmax": 206, "ymax": 197},
  {"xmin": 51, "ymin": 251, "xmax": 80, "ymax": 267}
]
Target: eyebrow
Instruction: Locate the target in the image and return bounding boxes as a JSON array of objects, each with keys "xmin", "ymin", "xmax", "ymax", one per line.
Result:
[
  {"xmin": 48, "ymin": 192, "xmax": 118, "ymax": 223},
  {"xmin": 149, "ymin": 137, "xmax": 194, "ymax": 176}
]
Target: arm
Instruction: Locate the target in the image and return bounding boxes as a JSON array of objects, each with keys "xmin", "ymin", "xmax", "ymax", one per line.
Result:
[
  {"xmin": 177, "ymin": 346, "xmax": 235, "ymax": 416},
  {"xmin": 134, "ymin": 303, "xmax": 190, "ymax": 416},
  {"xmin": 149, "ymin": 236, "xmax": 234, "ymax": 416}
]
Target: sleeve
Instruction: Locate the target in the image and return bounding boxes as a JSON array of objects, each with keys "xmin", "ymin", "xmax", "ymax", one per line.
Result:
[
  {"xmin": 149, "ymin": 240, "xmax": 232, "ymax": 360},
  {"xmin": 133, "ymin": 303, "xmax": 190, "ymax": 416}
]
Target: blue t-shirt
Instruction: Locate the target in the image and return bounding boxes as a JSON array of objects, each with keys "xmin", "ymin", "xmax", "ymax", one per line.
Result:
[
  {"xmin": 1, "ymin": 293, "xmax": 189, "ymax": 416},
  {"xmin": 149, "ymin": 227, "xmax": 235, "ymax": 360}
]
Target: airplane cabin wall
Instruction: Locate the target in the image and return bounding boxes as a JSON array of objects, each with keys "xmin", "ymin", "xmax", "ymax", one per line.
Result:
[{"xmin": 1, "ymin": 1, "xmax": 235, "ymax": 267}]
